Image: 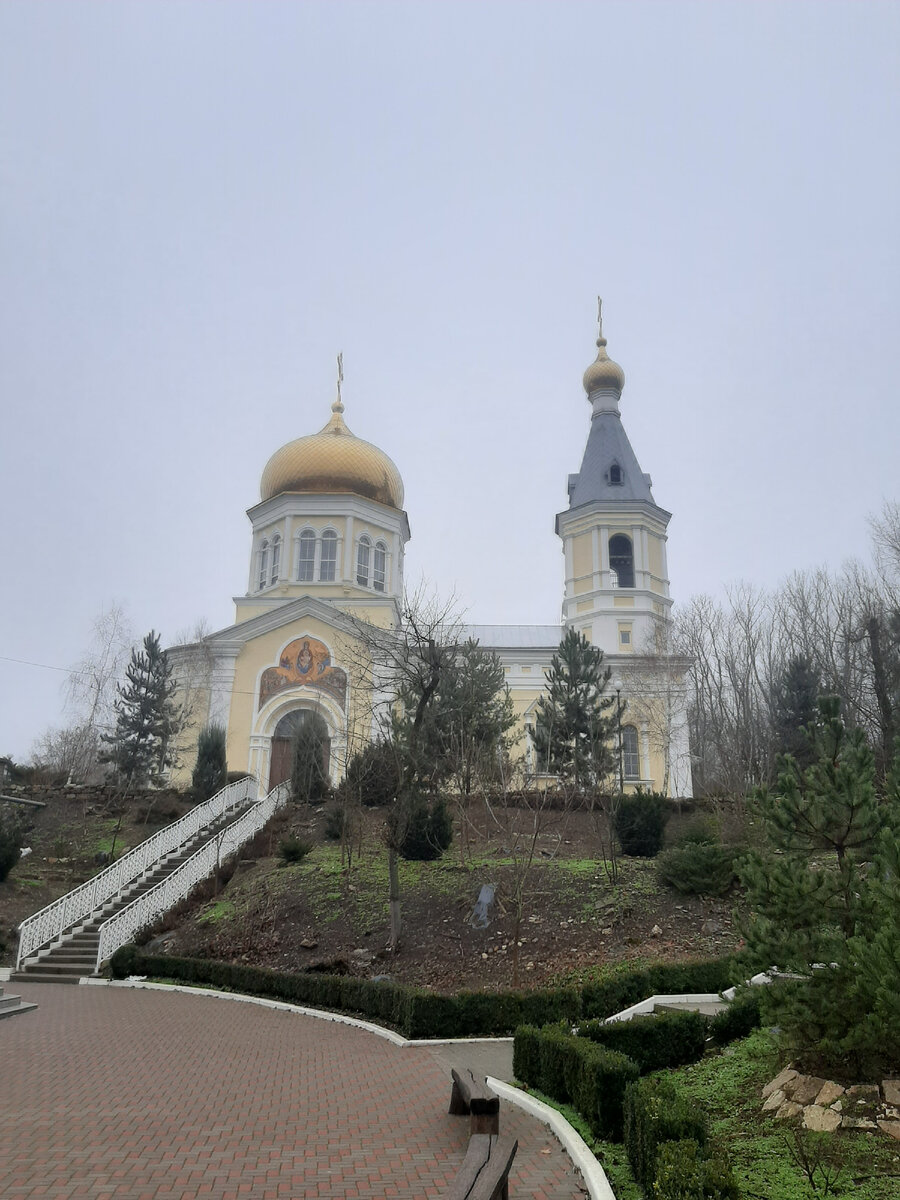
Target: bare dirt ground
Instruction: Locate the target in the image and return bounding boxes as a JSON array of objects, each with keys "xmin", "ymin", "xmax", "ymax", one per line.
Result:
[
  {"xmin": 2, "ymin": 790, "xmax": 749, "ymax": 988},
  {"xmin": 166, "ymin": 799, "xmax": 748, "ymax": 991}
]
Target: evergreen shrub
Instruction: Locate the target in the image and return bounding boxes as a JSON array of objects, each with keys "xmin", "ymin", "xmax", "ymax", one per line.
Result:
[
  {"xmin": 656, "ymin": 842, "xmax": 743, "ymax": 896},
  {"xmin": 324, "ymin": 807, "xmax": 345, "ymax": 841},
  {"xmin": 192, "ymin": 724, "xmax": 228, "ymax": 803},
  {"xmin": 581, "ymin": 957, "xmax": 738, "ymax": 1020},
  {"xmin": 652, "ymin": 1139, "xmax": 739, "ymax": 1200},
  {"xmin": 513, "ymin": 1023, "xmax": 640, "ymax": 1139},
  {"xmin": 338, "ymin": 739, "xmax": 400, "ymax": 808},
  {"xmin": 709, "ymin": 988, "xmax": 763, "ymax": 1045},
  {"xmin": 614, "ymin": 792, "xmax": 671, "ymax": 857},
  {"xmin": 623, "ymin": 1077, "xmax": 708, "ymax": 1191},
  {"xmin": 393, "ymin": 795, "xmax": 453, "ymax": 862},
  {"xmin": 0, "ymin": 817, "xmax": 23, "ymax": 882},
  {"xmin": 278, "ymin": 836, "xmax": 313, "ymax": 864},
  {"xmin": 577, "ymin": 1009, "xmax": 708, "ymax": 1073}
]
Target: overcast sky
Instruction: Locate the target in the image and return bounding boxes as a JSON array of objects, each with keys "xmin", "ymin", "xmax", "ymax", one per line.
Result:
[{"xmin": 2, "ymin": 2, "xmax": 898, "ymax": 760}]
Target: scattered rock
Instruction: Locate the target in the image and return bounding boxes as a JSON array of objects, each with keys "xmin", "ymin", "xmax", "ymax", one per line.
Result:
[
  {"xmin": 787, "ymin": 1075, "xmax": 828, "ymax": 1106},
  {"xmin": 650, "ymin": 925, "xmax": 662, "ymax": 938},
  {"xmin": 762, "ymin": 1089, "xmax": 785, "ymax": 1113},
  {"xmin": 877, "ymin": 1120, "xmax": 900, "ymax": 1141},
  {"xmin": 300, "ymin": 939, "xmax": 318, "ymax": 950},
  {"xmin": 847, "ymin": 1084, "xmax": 881, "ymax": 1102},
  {"xmin": 803, "ymin": 1106, "xmax": 841, "ymax": 1132},
  {"xmin": 701, "ymin": 919, "xmax": 722, "ymax": 935},
  {"xmin": 843, "ymin": 1116, "xmax": 878, "ymax": 1130},
  {"xmin": 884, "ymin": 1080, "xmax": 900, "ymax": 1107},
  {"xmin": 762, "ymin": 1067, "xmax": 798, "ymax": 1100},
  {"xmin": 815, "ymin": 1081, "xmax": 845, "ymax": 1107},
  {"xmin": 776, "ymin": 1101, "xmax": 803, "ymax": 1121}
]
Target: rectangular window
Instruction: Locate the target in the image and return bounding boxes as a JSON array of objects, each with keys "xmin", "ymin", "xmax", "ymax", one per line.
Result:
[
  {"xmin": 623, "ymin": 727, "xmax": 640, "ymax": 780},
  {"xmin": 298, "ymin": 533, "xmax": 315, "ymax": 582},
  {"xmin": 373, "ymin": 544, "xmax": 386, "ymax": 592},
  {"xmin": 619, "ymin": 630, "xmax": 631, "ymax": 645},
  {"xmin": 270, "ymin": 538, "xmax": 281, "ymax": 584},
  {"xmin": 356, "ymin": 540, "xmax": 370, "ymax": 586},
  {"xmin": 319, "ymin": 533, "xmax": 337, "ymax": 582}
]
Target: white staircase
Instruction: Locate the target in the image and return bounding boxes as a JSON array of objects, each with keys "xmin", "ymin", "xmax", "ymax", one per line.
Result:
[{"xmin": 13, "ymin": 777, "xmax": 287, "ymax": 983}]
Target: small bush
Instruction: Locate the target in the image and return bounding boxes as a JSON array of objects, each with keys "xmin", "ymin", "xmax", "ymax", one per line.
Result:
[
  {"xmin": 652, "ymin": 1139, "xmax": 739, "ymax": 1200},
  {"xmin": 393, "ymin": 794, "xmax": 453, "ymax": 862},
  {"xmin": 324, "ymin": 806, "xmax": 345, "ymax": 841},
  {"xmin": 624, "ymin": 1077, "xmax": 708, "ymax": 1191},
  {"xmin": 578, "ymin": 1009, "xmax": 708, "ymax": 1073},
  {"xmin": 614, "ymin": 791, "xmax": 671, "ymax": 857},
  {"xmin": 338, "ymin": 739, "xmax": 400, "ymax": 807},
  {"xmin": 657, "ymin": 842, "xmax": 743, "ymax": 896},
  {"xmin": 709, "ymin": 988, "xmax": 762, "ymax": 1045},
  {"xmin": 278, "ymin": 836, "xmax": 313, "ymax": 864},
  {"xmin": 0, "ymin": 817, "xmax": 23, "ymax": 882},
  {"xmin": 674, "ymin": 817, "xmax": 720, "ymax": 846}
]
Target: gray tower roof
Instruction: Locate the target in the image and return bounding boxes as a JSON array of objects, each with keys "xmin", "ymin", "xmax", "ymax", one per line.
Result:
[{"xmin": 568, "ymin": 409, "xmax": 655, "ymax": 508}]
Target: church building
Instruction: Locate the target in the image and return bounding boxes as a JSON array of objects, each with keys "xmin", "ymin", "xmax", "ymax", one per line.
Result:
[{"xmin": 169, "ymin": 312, "xmax": 693, "ymax": 796}]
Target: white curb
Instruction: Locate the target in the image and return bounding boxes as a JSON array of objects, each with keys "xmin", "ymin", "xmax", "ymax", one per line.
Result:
[{"xmin": 488, "ymin": 1078, "xmax": 617, "ymax": 1200}]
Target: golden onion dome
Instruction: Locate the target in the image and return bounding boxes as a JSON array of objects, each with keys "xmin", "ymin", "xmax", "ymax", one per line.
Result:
[
  {"xmin": 583, "ymin": 307, "xmax": 625, "ymax": 397},
  {"xmin": 259, "ymin": 400, "xmax": 405, "ymax": 509}
]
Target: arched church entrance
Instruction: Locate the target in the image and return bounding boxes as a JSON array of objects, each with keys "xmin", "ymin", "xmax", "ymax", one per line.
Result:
[{"xmin": 268, "ymin": 709, "xmax": 331, "ymax": 791}]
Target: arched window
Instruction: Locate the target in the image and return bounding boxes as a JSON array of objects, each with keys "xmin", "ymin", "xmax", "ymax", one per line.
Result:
[
  {"xmin": 609, "ymin": 534, "xmax": 634, "ymax": 588},
  {"xmin": 609, "ymin": 462, "xmax": 623, "ymax": 485},
  {"xmin": 373, "ymin": 541, "xmax": 387, "ymax": 592},
  {"xmin": 270, "ymin": 534, "xmax": 281, "ymax": 585},
  {"xmin": 298, "ymin": 530, "xmax": 316, "ymax": 582},
  {"xmin": 258, "ymin": 540, "xmax": 269, "ymax": 591},
  {"xmin": 356, "ymin": 536, "xmax": 371, "ymax": 587},
  {"xmin": 319, "ymin": 530, "xmax": 338, "ymax": 582},
  {"xmin": 622, "ymin": 725, "xmax": 640, "ymax": 780}
]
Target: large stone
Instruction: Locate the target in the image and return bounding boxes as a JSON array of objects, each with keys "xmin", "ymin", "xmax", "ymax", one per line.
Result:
[
  {"xmin": 762, "ymin": 1067, "xmax": 798, "ymax": 1100},
  {"xmin": 877, "ymin": 1120, "xmax": 900, "ymax": 1141},
  {"xmin": 842, "ymin": 1116, "xmax": 878, "ymax": 1130},
  {"xmin": 776, "ymin": 1100, "xmax": 803, "ymax": 1121},
  {"xmin": 846, "ymin": 1084, "xmax": 880, "ymax": 1101},
  {"xmin": 762, "ymin": 1089, "xmax": 785, "ymax": 1113},
  {"xmin": 786, "ymin": 1075, "xmax": 828, "ymax": 1106},
  {"xmin": 883, "ymin": 1079, "xmax": 900, "ymax": 1106},
  {"xmin": 803, "ymin": 1105, "xmax": 841, "ymax": 1132},
  {"xmin": 814, "ymin": 1081, "xmax": 845, "ymax": 1107}
]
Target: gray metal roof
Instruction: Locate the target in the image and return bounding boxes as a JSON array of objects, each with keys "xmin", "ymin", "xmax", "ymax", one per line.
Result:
[
  {"xmin": 463, "ymin": 624, "xmax": 562, "ymax": 649},
  {"xmin": 568, "ymin": 410, "xmax": 655, "ymax": 508}
]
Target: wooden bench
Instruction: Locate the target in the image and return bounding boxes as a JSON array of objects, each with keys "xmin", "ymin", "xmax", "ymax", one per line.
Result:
[
  {"xmin": 448, "ymin": 1068, "xmax": 501, "ymax": 1135},
  {"xmin": 445, "ymin": 1134, "xmax": 518, "ymax": 1200}
]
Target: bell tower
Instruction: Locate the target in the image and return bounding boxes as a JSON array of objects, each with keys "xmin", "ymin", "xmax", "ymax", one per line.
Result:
[{"xmin": 556, "ymin": 304, "xmax": 673, "ymax": 656}]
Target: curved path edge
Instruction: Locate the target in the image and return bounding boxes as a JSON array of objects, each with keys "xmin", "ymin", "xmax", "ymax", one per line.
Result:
[{"xmin": 85, "ymin": 977, "xmax": 616, "ymax": 1199}]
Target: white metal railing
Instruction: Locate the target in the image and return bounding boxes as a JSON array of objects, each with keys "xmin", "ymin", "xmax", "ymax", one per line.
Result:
[
  {"xmin": 16, "ymin": 776, "xmax": 258, "ymax": 968},
  {"xmin": 95, "ymin": 782, "xmax": 288, "ymax": 970}
]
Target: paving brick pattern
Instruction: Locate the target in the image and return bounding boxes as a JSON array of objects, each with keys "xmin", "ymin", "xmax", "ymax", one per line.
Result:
[{"xmin": 2, "ymin": 985, "xmax": 587, "ymax": 1199}]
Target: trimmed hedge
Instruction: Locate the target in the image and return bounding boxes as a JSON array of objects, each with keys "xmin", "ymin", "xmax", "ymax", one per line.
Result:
[
  {"xmin": 709, "ymin": 987, "xmax": 763, "ymax": 1046},
  {"xmin": 581, "ymin": 957, "xmax": 738, "ymax": 1021},
  {"xmin": 108, "ymin": 948, "xmax": 581, "ymax": 1038},
  {"xmin": 652, "ymin": 1139, "xmax": 740, "ymax": 1200},
  {"xmin": 623, "ymin": 1077, "xmax": 708, "ymax": 1191},
  {"xmin": 514, "ymin": 1023, "xmax": 640, "ymax": 1139},
  {"xmin": 577, "ymin": 1009, "xmax": 708, "ymax": 1073}
]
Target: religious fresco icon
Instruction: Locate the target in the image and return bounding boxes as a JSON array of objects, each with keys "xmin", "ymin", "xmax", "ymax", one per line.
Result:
[{"xmin": 259, "ymin": 637, "xmax": 347, "ymax": 710}]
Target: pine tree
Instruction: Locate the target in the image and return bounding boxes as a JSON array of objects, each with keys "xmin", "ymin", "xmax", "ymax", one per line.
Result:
[
  {"xmin": 192, "ymin": 723, "xmax": 228, "ymax": 802},
  {"xmin": 101, "ymin": 631, "xmax": 177, "ymax": 789},
  {"xmin": 290, "ymin": 713, "xmax": 330, "ymax": 803},
  {"xmin": 772, "ymin": 654, "xmax": 820, "ymax": 768},
  {"xmin": 740, "ymin": 696, "xmax": 900, "ymax": 1074},
  {"xmin": 531, "ymin": 629, "xmax": 615, "ymax": 787}
]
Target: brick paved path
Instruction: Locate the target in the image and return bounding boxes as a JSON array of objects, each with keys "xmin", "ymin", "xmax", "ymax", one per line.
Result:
[{"xmin": 2, "ymin": 985, "xmax": 588, "ymax": 1199}]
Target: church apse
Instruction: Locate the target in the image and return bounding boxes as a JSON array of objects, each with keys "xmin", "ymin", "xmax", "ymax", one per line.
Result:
[{"xmin": 258, "ymin": 637, "xmax": 348, "ymax": 711}]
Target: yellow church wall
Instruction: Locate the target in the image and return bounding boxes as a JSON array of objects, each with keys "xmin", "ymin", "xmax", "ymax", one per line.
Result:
[
  {"xmin": 647, "ymin": 534, "xmax": 664, "ymax": 591},
  {"xmin": 572, "ymin": 533, "xmax": 593, "ymax": 580}
]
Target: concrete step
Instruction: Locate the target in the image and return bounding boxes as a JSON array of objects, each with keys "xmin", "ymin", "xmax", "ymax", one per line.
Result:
[
  {"xmin": 0, "ymin": 991, "xmax": 39, "ymax": 1018},
  {"xmin": 10, "ymin": 970, "xmax": 83, "ymax": 985}
]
